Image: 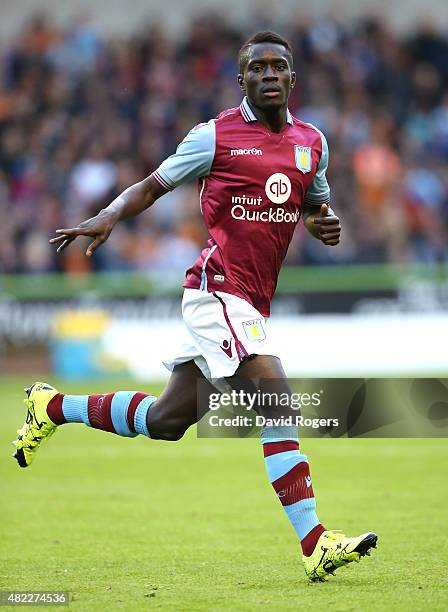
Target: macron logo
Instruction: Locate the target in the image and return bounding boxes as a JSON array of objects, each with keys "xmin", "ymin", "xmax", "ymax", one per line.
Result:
[
  {"xmin": 230, "ymin": 148, "xmax": 262, "ymax": 156},
  {"xmin": 305, "ymin": 476, "xmax": 312, "ymax": 488},
  {"xmin": 220, "ymin": 338, "xmax": 233, "ymax": 359}
]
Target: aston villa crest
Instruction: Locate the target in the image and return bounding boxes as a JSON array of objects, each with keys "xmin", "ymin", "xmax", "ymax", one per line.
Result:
[{"xmin": 294, "ymin": 145, "xmax": 312, "ymax": 173}]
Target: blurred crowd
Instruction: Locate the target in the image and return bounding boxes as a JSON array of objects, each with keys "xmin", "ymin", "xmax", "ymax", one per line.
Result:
[{"xmin": 1, "ymin": 13, "xmax": 448, "ymax": 275}]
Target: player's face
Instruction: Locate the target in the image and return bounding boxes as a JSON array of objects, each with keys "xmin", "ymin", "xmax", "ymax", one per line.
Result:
[{"xmin": 238, "ymin": 43, "xmax": 295, "ymax": 111}]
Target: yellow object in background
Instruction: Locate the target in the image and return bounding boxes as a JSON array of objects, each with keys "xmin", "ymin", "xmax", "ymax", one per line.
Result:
[
  {"xmin": 53, "ymin": 310, "xmax": 110, "ymax": 338},
  {"xmin": 51, "ymin": 309, "xmax": 127, "ymax": 378}
]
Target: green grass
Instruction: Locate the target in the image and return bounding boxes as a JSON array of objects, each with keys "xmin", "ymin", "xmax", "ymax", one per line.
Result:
[{"xmin": 1, "ymin": 377, "xmax": 447, "ymax": 611}]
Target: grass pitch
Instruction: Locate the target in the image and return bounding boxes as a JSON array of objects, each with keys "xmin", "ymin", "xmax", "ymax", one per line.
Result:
[{"xmin": 1, "ymin": 376, "xmax": 447, "ymax": 611}]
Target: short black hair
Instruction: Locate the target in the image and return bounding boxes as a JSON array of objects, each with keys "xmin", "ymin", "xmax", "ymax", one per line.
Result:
[{"xmin": 238, "ymin": 31, "xmax": 293, "ymax": 73}]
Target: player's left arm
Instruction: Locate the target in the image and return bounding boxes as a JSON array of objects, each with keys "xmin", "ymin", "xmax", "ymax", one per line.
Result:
[
  {"xmin": 301, "ymin": 129, "xmax": 341, "ymax": 246},
  {"xmin": 302, "ymin": 202, "xmax": 341, "ymax": 246}
]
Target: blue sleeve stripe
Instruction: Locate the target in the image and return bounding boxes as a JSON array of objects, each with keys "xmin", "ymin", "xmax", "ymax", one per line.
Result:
[
  {"xmin": 153, "ymin": 170, "xmax": 174, "ymax": 191},
  {"xmin": 303, "ymin": 195, "xmax": 330, "ymax": 205}
]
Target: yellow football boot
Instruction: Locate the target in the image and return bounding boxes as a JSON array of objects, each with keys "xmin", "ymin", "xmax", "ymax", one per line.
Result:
[
  {"xmin": 12, "ymin": 382, "xmax": 59, "ymax": 468},
  {"xmin": 303, "ymin": 530, "xmax": 378, "ymax": 582}
]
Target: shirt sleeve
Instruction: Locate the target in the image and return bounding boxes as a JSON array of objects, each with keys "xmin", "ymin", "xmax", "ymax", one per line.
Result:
[
  {"xmin": 152, "ymin": 120, "xmax": 216, "ymax": 191},
  {"xmin": 304, "ymin": 128, "xmax": 331, "ymax": 205}
]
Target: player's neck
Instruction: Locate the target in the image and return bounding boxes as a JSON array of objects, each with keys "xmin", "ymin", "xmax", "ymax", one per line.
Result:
[{"xmin": 247, "ymin": 100, "xmax": 288, "ymax": 133}]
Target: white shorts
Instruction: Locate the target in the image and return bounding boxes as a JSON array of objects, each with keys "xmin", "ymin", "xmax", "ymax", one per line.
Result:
[{"xmin": 163, "ymin": 288, "xmax": 279, "ymax": 379}]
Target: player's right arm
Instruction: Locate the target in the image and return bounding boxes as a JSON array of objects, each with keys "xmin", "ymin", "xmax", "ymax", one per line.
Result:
[
  {"xmin": 49, "ymin": 176, "xmax": 168, "ymax": 256},
  {"xmin": 50, "ymin": 120, "xmax": 215, "ymax": 256}
]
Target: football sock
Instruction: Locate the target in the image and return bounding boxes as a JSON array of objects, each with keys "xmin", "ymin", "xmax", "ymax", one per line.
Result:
[
  {"xmin": 46, "ymin": 392, "xmax": 156, "ymax": 438},
  {"xmin": 262, "ymin": 426, "xmax": 326, "ymax": 556}
]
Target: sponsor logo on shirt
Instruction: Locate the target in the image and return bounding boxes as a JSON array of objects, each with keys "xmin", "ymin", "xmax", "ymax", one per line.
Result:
[
  {"xmin": 229, "ymin": 173, "xmax": 297, "ymax": 223},
  {"xmin": 265, "ymin": 173, "xmax": 291, "ymax": 204},
  {"xmin": 230, "ymin": 147, "xmax": 263, "ymax": 156},
  {"xmin": 230, "ymin": 205, "xmax": 299, "ymax": 223},
  {"xmin": 231, "ymin": 195, "xmax": 263, "ymax": 206}
]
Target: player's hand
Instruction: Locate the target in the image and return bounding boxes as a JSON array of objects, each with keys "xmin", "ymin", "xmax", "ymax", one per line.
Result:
[
  {"xmin": 49, "ymin": 209, "xmax": 119, "ymax": 256},
  {"xmin": 313, "ymin": 203, "xmax": 341, "ymax": 246}
]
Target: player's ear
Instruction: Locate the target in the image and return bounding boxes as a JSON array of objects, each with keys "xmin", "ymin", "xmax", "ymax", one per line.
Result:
[
  {"xmin": 238, "ymin": 74, "xmax": 245, "ymax": 91},
  {"xmin": 290, "ymin": 71, "xmax": 296, "ymax": 90}
]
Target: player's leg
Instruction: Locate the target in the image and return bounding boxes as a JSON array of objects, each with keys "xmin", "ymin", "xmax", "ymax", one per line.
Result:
[
  {"xmin": 179, "ymin": 290, "xmax": 330, "ymax": 562},
  {"xmin": 147, "ymin": 360, "xmax": 216, "ymax": 440},
  {"xmin": 13, "ymin": 360, "xmax": 211, "ymax": 468},
  {"xmin": 228, "ymin": 355, "xmax": 327, "ymax": 556},
  {"xmin": 229, "ymin": 354, "xmax": 377, "ymax": 581}
]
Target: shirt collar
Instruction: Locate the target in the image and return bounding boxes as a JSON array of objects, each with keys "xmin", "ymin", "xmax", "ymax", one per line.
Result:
[{"xmin": 240, "ymin": 96, "xmax": 293, "ymax": 126}]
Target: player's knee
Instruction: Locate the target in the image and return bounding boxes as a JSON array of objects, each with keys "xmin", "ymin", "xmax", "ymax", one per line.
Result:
[
  {"xmin": 148, "ymin": 415, "xmax": 189, "ymax": 441},
  {"xmin": 147, "ymin": 397, "xmax": 194, "ymax": 441},
  {"xmin": 153, "ymin": 427, "xmax": 186, "ymax": 442}
]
